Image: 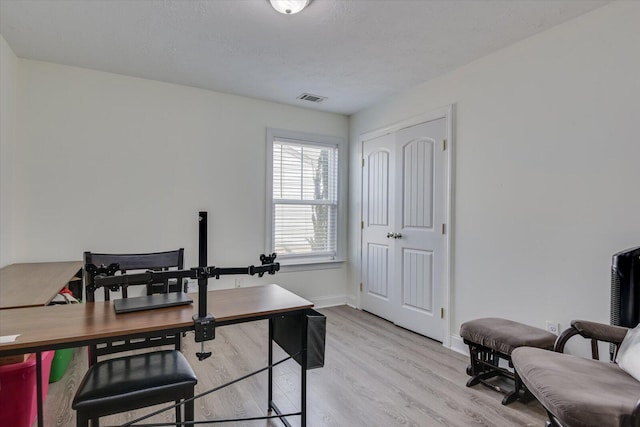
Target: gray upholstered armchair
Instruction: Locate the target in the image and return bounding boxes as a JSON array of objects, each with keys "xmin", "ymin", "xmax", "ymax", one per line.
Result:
[{"xmin": 512, "ymin": 320, "xmax": 640, "ymax": 427}]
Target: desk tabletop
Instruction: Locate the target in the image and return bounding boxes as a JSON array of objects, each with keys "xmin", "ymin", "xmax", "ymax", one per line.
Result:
[
  {"xmin": 0, "ymin": 261, "xmax": 83, "ymax": 310},
  {"xmin": 0, "ymin": 284, "xmax": 313, "ymax": 355}
]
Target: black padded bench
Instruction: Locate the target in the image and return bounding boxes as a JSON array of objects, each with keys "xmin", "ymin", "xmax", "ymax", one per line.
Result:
[{"xmin": 460, "ymin": 317, "xmax": 557, "ymax": 405}]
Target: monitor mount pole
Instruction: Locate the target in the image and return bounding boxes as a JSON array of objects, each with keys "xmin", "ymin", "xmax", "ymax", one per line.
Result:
[
  {"xmin": 194, "ymin": 211, "xmax": 215, "ymax": 360},
  {"xmin": 93, "ymin": 212, "xmax": 279, "ymax": 362},
  {"xmin": 192, "ymin": 211, "xmax": 279, "ymax": 360}
]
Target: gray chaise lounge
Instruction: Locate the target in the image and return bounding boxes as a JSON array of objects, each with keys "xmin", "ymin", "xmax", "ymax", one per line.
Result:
[{"xmin": 512, "ymin": 320, "xmax": 640, "ymax": 427}]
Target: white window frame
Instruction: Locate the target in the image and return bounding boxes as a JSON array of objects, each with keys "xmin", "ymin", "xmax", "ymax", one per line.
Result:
[{"xmin": 266, "ymin": 128, "xmax": 346, "ymax": 269}]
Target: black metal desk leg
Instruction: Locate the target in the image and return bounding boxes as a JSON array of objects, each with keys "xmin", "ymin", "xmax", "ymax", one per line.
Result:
[
  {"xmin": 301, "ymin": 365, "xmax": 307, "ymax": 427},
  {"xmin": 301, "ymin": 316, "xmax": 308, "ymax": 427},
  {"xmin": 36, "ymin": 351, "xmax": 44, "ymax": 427},
  {"xmin": 268, "ymin": 318, "xmax": 274, "ymax": 412}
]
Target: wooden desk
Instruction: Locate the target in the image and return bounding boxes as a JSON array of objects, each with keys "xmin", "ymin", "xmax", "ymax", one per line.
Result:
[
  {"xmin": 0, "ymin": 261, "xmax": 83, "ymax": 309},
  {"xmin": 0, "ymin": 284, "xmax": 312, "ymax": 354},
  {"xmin": 0, "ymin": 284, "xmax": 314, "ymax": 426}
]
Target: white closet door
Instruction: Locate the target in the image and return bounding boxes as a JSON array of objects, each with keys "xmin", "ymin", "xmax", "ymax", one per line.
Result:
[
  {"xmin": 361, "ymin": 133, "xmax": 396, "ymax": 320},
  {"xmin": 361, "ymin": 117, "xmax": 447, "ymax": 342},
  {"xmin": 392, "ymin": 118, "xmax": 446, "ymax": 340}
]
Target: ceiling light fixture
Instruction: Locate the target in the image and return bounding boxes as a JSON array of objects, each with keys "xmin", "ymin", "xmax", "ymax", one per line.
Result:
[{"xmin": 269, "ymin": 0, "xmax": 311, "ymax": 15}]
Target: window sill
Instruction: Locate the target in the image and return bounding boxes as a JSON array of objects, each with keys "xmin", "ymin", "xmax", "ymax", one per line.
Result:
[{"xmin": 278, "ymin": 259, "xmax": 345, "ymax": 272}]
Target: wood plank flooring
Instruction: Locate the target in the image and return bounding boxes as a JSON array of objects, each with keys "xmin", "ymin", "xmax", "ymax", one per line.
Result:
[{"xmin": 42, "ymin": 305, "xmax": 547, "ymax": 426}]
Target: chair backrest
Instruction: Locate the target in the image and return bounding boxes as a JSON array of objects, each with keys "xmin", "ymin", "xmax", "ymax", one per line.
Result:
[
  {"xmin": 84, "ymin": 249, "xmax": 185, "ymax": 302},
  {"xmin": 83, "ymin": 249, "xmax": 185, "ymax": 364}
]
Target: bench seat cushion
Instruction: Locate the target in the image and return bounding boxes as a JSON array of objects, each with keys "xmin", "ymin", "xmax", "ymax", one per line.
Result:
[
  {"xmin": 460, "ymin": 317, "xmax": 556, "ymax": 355},
  {"xmin": 512, "ymin": 347, "xmax": 640, "ymax": 427}
]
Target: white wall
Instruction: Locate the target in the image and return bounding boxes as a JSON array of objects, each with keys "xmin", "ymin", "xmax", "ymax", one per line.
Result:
[
  {"xmin": 349, "ymin": 1, "xmax": 640, "ymax": 349},
  {"xmin": 15, "ymin": 60, "xmax": 349, "ymax": 304},
  {"xmin": 0, "ymin": 34, "xmax": 17, "ymax": 268}
]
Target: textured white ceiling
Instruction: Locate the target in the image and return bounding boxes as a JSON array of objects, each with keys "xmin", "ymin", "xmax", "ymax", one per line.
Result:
[{"xmin": 0, "ymin": 0, "xmax": 610, "ymax": 115}]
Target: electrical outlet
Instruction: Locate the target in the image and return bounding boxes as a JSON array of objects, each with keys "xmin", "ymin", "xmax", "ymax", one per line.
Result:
[
  {"xmin": 234, "ymin": 278, "xmax": 243, "ymax": 288},
  {"xmin": 546, "ymin": 321, "xmax": 560, "ymax": 335}
]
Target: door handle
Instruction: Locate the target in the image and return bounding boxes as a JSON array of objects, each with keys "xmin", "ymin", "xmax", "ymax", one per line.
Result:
[
  {"xmin": 386, "ymin": 232, "xmax": 394, "ymax": 239},
  {"xmin": 393, "ymin": 233, "xmax": 403, "ymax": 239}
]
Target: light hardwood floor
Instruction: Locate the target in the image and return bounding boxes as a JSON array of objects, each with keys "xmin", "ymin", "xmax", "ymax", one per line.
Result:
[{"xmin": 42, "ymin": 305, "xmax": 547, "ymax": 426}]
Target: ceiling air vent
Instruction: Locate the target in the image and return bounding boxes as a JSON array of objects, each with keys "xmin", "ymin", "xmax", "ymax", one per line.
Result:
[{"xmin": 297, "ymin": 93, "xmax": 327, "ymax": 103}]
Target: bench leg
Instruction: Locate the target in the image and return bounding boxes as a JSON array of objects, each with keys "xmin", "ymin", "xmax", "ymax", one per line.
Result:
[
  {"xmin": 502, "ymin": 369, "xmax": 535, "ymax": 405},
  {"xmin": 467, "ymin": 369, "xmax": 501, "ymax": 387},
  {"xmin": 501, "ymin": 366, "xmax": 521, "ymax": 405},
  {"xmin": 502, "ymin": 390, "xmax": 519, "ymax": 405},
  {"xmin": 464, "ymin": 341, "xmax": 528, "ymax": 405},
  {"xmin": 466, "ymin": 343, "xmax": 501, "ymax": 387},
  {"xmin": 466, "ymin": 343, "xmax": 496, "ymax": 377}
]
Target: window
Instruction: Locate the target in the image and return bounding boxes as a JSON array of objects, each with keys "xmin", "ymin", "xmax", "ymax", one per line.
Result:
[{"xmin": 266, "ymin": 129, "xmax": 345, "ymax": 266}]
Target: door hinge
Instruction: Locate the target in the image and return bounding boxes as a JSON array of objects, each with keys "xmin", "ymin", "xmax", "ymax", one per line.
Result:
[
  {"xmin": 362, "ymin": 158, "xmax": 365, "ymax": 167},
  {"xmin": 361, "ymin": 221, "xmax": 364, "ymax": 229},
  {"xmin": 441, "ymin": 224, "xmax": 446, "ymax": 234},
  {"xmin": 443, "ymin": 139, "xmax": 447, "ymax": 151},
  {"xmin": 440, "ymin": 307, "xmax": 445, "ymax": 319},
  {"xmin": 360, "ymin": 282, "xmax": 363, "ymax": 292}
]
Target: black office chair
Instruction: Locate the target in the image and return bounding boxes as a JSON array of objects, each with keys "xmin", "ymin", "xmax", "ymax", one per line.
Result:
[{"xmin": 72, "ymin": 249, "xmax": 197, "ymax": 427}]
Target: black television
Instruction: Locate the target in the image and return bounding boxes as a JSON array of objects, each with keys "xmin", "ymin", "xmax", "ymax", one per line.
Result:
[{"xmin": 610, "ymin": 246, "xmax": 640, "ymax": 329}]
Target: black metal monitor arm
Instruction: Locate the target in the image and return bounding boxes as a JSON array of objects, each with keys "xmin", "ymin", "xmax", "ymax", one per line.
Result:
[
  {"xmin": 92, "ymin": 255, "xmax": 279, "ymax": 302},
  {"xmin": 92, "ymin": 212, "xmax": 280, "ymax": 361},
  {"xmin": 93, "ymin": 253, "xmax": 280, "ymax": 360},
  {"xmin": 190, "ymin": 252, "xmax": 279, "ymax": 360}
]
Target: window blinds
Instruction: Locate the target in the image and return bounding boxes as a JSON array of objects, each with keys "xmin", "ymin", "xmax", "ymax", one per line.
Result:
[{"xmin": 272, "ymin": 139, "xmax": 338, "ymax": 259}]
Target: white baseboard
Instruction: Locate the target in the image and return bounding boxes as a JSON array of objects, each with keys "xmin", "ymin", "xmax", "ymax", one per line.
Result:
[
  {"xmin": 449, "ymin": 334, "xmax": 469, "ymax": 356},
  {"xmin": 310, "ymin": 294, "xmax": 348, "ymax": 308},
  {"xmin": 345, "ymin": 294, "xmax": 357, "ymax": 308}
]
